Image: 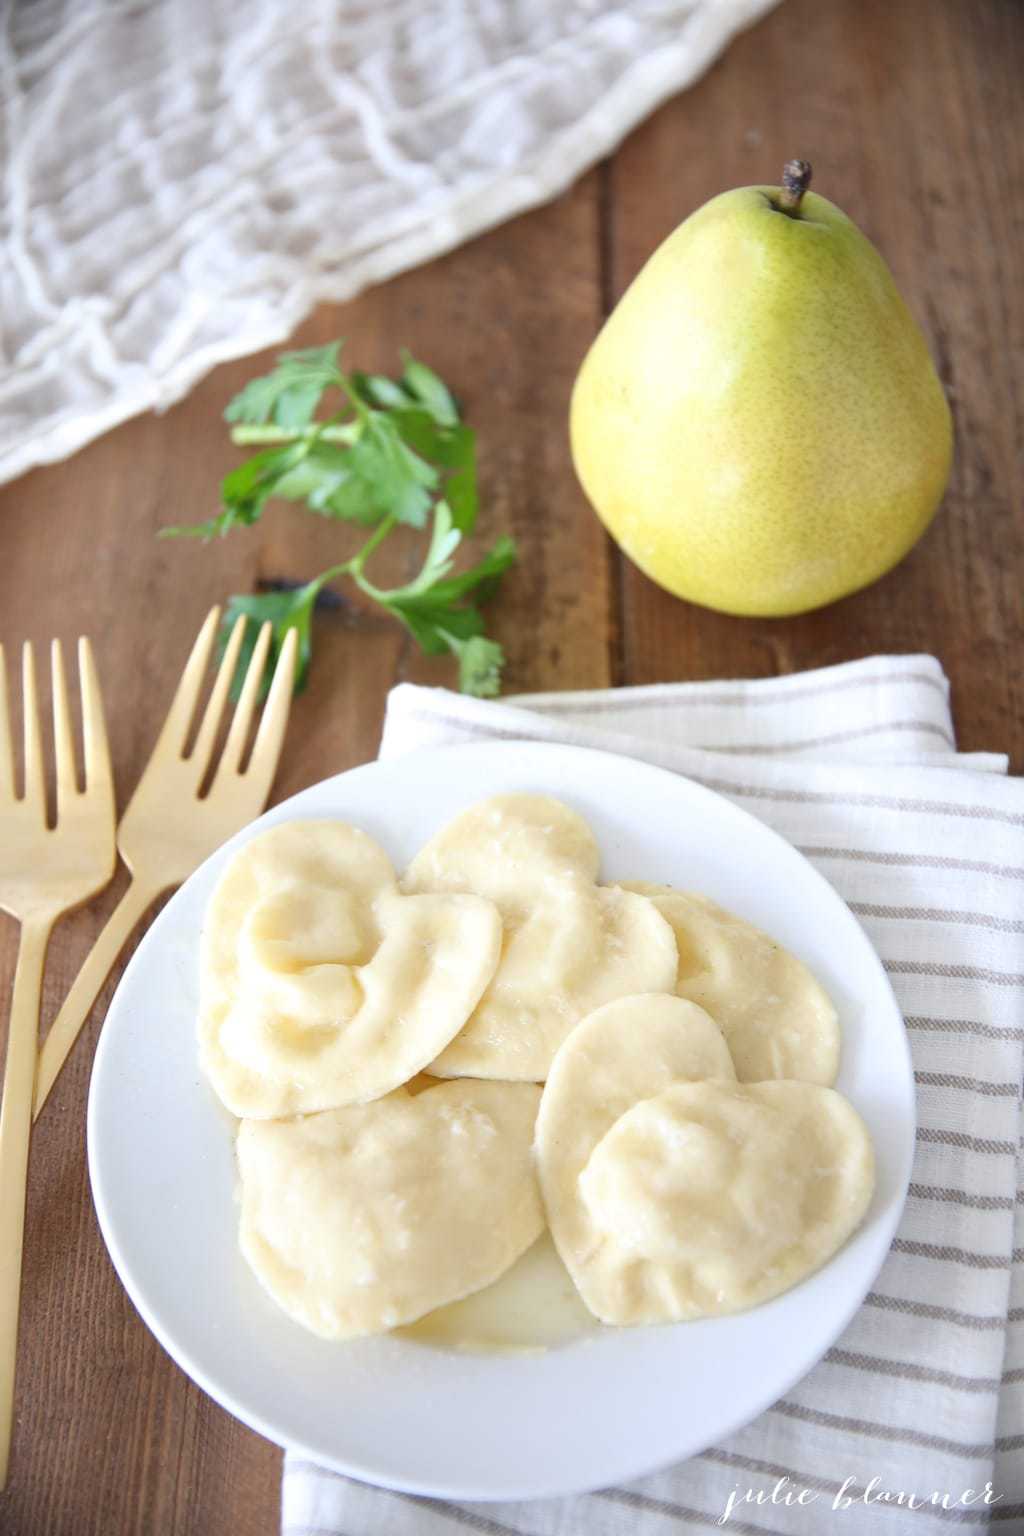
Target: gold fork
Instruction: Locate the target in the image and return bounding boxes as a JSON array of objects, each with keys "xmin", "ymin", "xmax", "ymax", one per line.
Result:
[
  {"xmin": 0, "ymin": 640, "xmax": 116, "ymax": 1488},
  {"xmin": 34, "ymin": 608, "xmax": 298, "ymax": 1118}
]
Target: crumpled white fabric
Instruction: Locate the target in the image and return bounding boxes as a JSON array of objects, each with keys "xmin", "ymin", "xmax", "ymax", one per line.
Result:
[{"xmin": 0, "ymin": 0, "xmax": 779, "ymax": 485}]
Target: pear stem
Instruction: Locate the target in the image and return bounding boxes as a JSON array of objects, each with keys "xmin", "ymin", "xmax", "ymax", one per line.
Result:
[{"xmin": 779, "ymin": 160, "xmax": 813, "ymax": 214}]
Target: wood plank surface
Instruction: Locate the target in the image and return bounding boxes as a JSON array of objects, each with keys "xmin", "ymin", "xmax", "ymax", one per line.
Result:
[{"xmin": 0, "ymin": 0, "xmax": 1021, "ymax": 1532}]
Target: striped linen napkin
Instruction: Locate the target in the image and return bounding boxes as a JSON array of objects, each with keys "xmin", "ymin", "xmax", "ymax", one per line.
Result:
[{"xmin": 283, "ymin": 655, "xmax": 1024, "ymax": 1535}]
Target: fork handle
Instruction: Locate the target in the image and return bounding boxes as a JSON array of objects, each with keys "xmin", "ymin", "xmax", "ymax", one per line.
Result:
[
  {"xmin": 33, "ymin": 878, "xmax": 162, "ymax": 1121},
  {"xmin": 0, "ymin": 914, "xmax": 53, "ymax": 1488}
]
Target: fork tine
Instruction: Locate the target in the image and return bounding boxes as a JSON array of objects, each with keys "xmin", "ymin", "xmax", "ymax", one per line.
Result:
[
  {"xmin": 78, "ymin": 637, "xmax": 113, "ymax": 800},
  {"xmin": 21, "ymin": 643, "xmax": 45, "ymax": 815},
  {"xmin": 0, "ymin": 647, "xmax": 13, "ymax": 800},
  {"xmin": 243, "ymin": 627, "xmax": 299, "ymax": 798},
  {"xmin": 187, "ymin": 614, "xmax": 246, "ymax": 781},
  {"xmin": 150, "ymin": 607, "xmax": 221, "ymax": 761},
  {"xmin": 218, "ymin": 621, "xmax": 272, "ymax": 775},
  {"xmin": 50, "ymin": 640, "xmax": 77, "ymax": 810}
]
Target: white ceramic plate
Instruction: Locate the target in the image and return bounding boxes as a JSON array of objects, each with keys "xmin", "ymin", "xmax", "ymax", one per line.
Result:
[{"xmin": 88, "ymin": 741, "xmax": 914, "ymax": 1501}]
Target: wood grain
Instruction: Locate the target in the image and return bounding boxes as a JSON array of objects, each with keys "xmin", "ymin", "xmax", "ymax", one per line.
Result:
[{"xmin": 0, "ymin": 0, "xmax": 1021, "ymax": 1530}]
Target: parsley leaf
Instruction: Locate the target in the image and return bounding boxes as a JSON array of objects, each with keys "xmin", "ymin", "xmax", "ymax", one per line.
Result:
[
  {"xmin": 414, "ymin": 533, "xmax": 517, "ymax": 607},
  {"xmin": 448, "ymin": 635, "xmax": 505, "ymax": 698},
  {"xmin": 389, "ymin": 411, "xmax": 477, "ymax": 532},
  {"xmin": 349, "ymin": 371, "xmax": 413, "ymax": 413},
  {"xmin": 219, "ymin": 576, "xmax": 325, "ymax": 698},
  {"xmin": 163, "ymin": 343, "xmax": 514, "ymax": 696},
  {"xmin": 400, "ymin": 350, "xmax": 459, "ymax": 426},
  {"xmin": 161, "ymin": 441, "xmax": 311, "ymax": 539},
  {"xmin": 355, "ymin": 504, "xmax": 516, "ymax": 696},
  {"xmin": 350, "ymin": 350, "xmax": 459, "ymax": 428},
  {"xmin": 224, "ymin": 342, "xmax": 346, "ymax": 430},
  {"xmin": 328, "ymin": 410, "xmax": 438, "ymax": 528}
]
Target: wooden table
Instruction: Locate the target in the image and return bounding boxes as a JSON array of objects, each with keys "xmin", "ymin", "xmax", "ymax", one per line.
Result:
[{"xmin": 1, "ymin": 1, "xmax": 1020, "ymax": 1531}]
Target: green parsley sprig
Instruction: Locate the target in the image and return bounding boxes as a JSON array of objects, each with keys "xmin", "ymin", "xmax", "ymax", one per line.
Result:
[{"xmin": 162, "ymin": 342, "xmax": 516, "ymax": 697}]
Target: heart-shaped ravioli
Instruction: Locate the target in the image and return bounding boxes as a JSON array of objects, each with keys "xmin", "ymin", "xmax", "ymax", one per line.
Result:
[
  {"xmin": 536, "ymin": 993, "xmax": 735, "ymax": 1308},
  {"xmin": 622, "ymin": 884, "xmax": 839, "ymax": 1085},
  {"xmin": 549, "ymin": 1073, "xmax": 874, "ymax": 1326},
  {"xmin": 403, "ymin": 795, "xmax": 678, "ymax": 1080},
  {"xmin": 237, "ymin": 1080, "xmax": 544, "ymax": 1338},
  {"xmin": 199, "ymin": 820, "xmax": 502, "ymax": 1117}
]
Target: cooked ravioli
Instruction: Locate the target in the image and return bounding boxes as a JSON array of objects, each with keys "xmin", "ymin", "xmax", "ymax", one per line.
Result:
[
  {"xmin": 199, "ymin": 820, "xmax": 502, "ymax": 1117},
  {"xmin": 622, "ymin": 884, "xmax": 839, "ymax": 1084},
  {"xmin": 402, "ymin": 795, "xmax": 678, "ymax": 1080},
  {"xmin": 536, "ymin": 992, "xmax": 736, "ymax": 1313},
  {"xmin": 237, "ymin": 1080, "xmax": 544, "ymax": 1339},
  {"xmin": 573, "ymin": 1080, "xmax": 875, "ymax": 1325}
]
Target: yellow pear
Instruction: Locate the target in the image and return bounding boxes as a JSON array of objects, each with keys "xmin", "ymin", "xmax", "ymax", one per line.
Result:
[{"xmin": 570, "ymin": 162, "xmax": 953, "ymax": 616}]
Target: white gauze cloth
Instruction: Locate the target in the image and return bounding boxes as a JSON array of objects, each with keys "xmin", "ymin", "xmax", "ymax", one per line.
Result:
[
  {"xmin": 283, "ymin": 655, "xmax": 1024, "ymax": 1534},
  {"xmin": 0, "ymin": 0, "xmax": 778, "ymax": 485}
]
